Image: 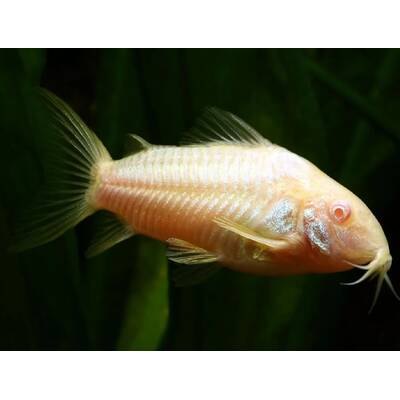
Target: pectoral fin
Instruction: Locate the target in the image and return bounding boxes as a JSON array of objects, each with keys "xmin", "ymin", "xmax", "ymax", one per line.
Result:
[{"xmin": 213, "ymin": 216, "xmax": 286, "ymax": 250}]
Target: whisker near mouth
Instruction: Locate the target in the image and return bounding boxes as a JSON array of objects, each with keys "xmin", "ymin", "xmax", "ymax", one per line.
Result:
[
  {"xmin": 341, "ymin": 266, "xmax": 376, "ymax": 285},
  {"xmin": 341, "ymin": 248, "xmax": 399, "ymax": 312},
  {"xmin": 343, "ymin": 259, "xmax": 373, "ymax": 271},
  {"xmin": 341, "ymin": 257, "xmax": 378, "ymax": 285}
]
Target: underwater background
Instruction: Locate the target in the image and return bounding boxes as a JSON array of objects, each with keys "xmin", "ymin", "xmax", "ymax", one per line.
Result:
[{"xmin": 0, "ymin": 48, "xmax": 399, "ymax": 350}]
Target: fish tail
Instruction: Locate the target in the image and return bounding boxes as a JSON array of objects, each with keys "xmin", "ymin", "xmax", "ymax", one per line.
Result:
[{"xmin": 11, "ymin": 89, "xmax": 112, "ymax": 252}]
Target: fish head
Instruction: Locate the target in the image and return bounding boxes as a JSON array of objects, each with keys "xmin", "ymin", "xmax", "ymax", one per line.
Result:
[
  {"xmin": 303, "ymin": 194, "xmax": 387, "ymax": 265},
  {"xmin": 302, "ymin": 184, "xmax": 397, "ymax": 311}
]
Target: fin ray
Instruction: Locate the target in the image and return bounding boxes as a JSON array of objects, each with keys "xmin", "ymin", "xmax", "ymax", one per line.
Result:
[
  {"xmin": 124, "ymin": 134, "xmax": 151, "ymax": 155},
  {"xmin": 85, "ymin": 212, "xmax": 135, "ymax": 258},
  {"xmin": 11, "ymin": 89, "xmax": 111, "ymax": 252},
  {"xmin": 167, "ymin": 238, "xmax": 221, "ymax": 286},
  {"xmin": 182, "ymin": 107, "xmax": 271, "ymax": 147},
  {"xmin": 166, "ymin": 238, "xmax": 219, "ymax": 264},
  {"xmin": 10, "ymin": 89, "xmax": 111, "ymax": 251},
  {"xmin": 213, "ymin": 216, "xmax": 284, "ymax": 249}
]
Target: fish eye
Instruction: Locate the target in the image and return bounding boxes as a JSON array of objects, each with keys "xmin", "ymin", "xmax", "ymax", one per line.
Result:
[{"xmin": 330, "ymin": 201, "xmax": 351, "ymax": 224}]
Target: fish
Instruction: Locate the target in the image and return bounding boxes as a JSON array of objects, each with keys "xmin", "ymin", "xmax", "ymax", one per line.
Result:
[{"xmin": 13, "ymin": 89, "xmax": 399, "ymax": 312}]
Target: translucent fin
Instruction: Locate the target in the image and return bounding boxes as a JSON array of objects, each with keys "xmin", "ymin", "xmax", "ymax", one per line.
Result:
[
  {"xmin": 124, "ymin": 134, "xmax": 151, "ymax": 155},
  {"xmin": 171, "ymin": 263, "xmax": 221, "ymax": 287},
  {"xmin": 213, "ymin": 216, "xmax": 285, "ymax": 250},
  {"xmin": 166, "ymin": 238, "xmax": 219, "ymax": 265},
  {"xmin": 85, "ymin": 212, "xmax": 135, "ymax": 258},
  {"xmin": 10, "ymin": 89, "xmax": 111, "ymax": 252},
  {"xmin": 182, "ymin": 107, "xmax": 271, "ymax": 147}
]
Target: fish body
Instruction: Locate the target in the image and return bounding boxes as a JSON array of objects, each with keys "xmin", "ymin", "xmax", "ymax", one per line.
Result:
[
  {"xmin": 94, "ymin": 140, "xmax": 388, "ymax": 278},
  {"xmin": 14, "ymin": 90, "xmax": 397, "ymax": 310}
]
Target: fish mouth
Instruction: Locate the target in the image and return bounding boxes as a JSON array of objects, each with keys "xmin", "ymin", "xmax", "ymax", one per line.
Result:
[{"xmin": 342, "ymin": 248, "xmax": 399, "ymax": 312}]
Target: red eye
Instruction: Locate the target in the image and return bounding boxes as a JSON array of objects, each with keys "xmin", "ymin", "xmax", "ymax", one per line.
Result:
[{"xmin": 330, "ymin": 201, "xmax": 351, "ymax": 223}]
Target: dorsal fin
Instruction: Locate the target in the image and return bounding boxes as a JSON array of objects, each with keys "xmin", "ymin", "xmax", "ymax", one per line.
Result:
[
  {"xmin": 85, "ymin": 212, "xmax": 135, "ymax": 258},
  {"xmin": 124, "ymin": 134, "xmax": 151, "ymax": 155},
  {"xmin": 182, "ymin": 107, "xmax": 271, "ymax": 147}
]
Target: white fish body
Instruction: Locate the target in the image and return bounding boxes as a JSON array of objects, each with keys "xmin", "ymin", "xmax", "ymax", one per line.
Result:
[{"xmin": 13, "ymin": 90, "xmax": 398, "ymax": 310}]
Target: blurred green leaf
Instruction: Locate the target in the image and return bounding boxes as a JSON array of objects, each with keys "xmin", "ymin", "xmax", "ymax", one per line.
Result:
[
  {"xmin": 340, "ymin": 50, "xmax": 400, "ymax": 189},
  {"xmin": 305, "ymin": 56, "xmax": 400, "ymax": 146},
  {"xmin": 18, "ymin": 48, "xmax": 46, "ymax": 83},
  {"xmin": 117, "ymin": 238, "xmax": 168, "ymax": 350},
  {"xmin": 276, "ymin": 49, "xmax": 329, "ymax": 169}
]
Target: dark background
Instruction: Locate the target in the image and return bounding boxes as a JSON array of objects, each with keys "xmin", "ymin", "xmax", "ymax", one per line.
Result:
[{"xmin": 0, "ymin": 49, "xmax": 399, "ymax": 350}]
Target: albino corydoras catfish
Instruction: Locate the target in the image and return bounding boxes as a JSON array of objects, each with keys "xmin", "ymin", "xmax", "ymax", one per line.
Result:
[{"xmin": 13, "ymin": 90, "xmax": 399, "ymax": 311}]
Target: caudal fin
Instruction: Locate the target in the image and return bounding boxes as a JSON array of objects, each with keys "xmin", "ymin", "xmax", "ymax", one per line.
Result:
[{"xmin": 11, "ymin": 89, "xmax": 111, "ymax": 252}]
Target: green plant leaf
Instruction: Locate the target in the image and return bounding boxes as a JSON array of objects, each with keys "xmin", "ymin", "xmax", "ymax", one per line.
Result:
[{"xmin": 117, "ymin": 238, "xmax": 169, "ymax": 350}]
